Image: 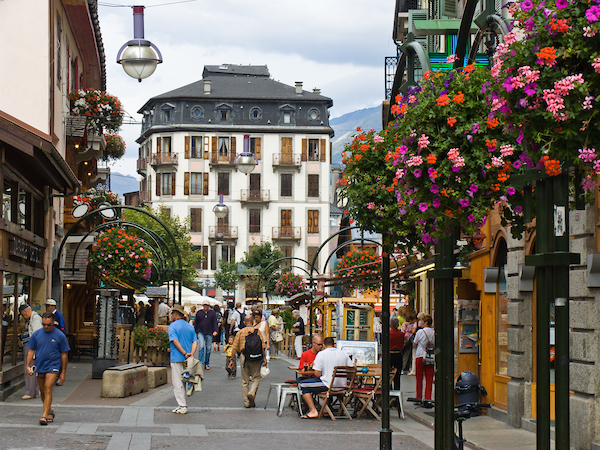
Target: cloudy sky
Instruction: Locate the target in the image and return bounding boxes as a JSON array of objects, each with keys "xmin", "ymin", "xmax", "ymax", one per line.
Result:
[{"xmin": 98, "ymin": 0, "xmax": 396, "ymax": 178}]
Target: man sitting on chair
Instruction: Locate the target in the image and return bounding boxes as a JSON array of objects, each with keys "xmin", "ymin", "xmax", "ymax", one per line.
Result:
[{"xmin": 298, "ymin": 336, "xmax": 352, "ymax": 419}]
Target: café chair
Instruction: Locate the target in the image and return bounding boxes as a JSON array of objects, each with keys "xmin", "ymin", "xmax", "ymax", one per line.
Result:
[
  {"xmin": 316, "ymin": 366, "xmax": 357, "ymax": 420},
  {"xmin": 278, "ymin": 386, "xmax": 303, "ymax": 416},
  {"xmin": 353, "ymin": 366, "xmax": 384, "ymax": 420}
]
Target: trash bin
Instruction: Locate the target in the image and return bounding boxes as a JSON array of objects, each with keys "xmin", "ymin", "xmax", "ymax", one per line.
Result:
[{"xmin": 455, "ymin": 371, "xmax": 486, "ymax": 414}]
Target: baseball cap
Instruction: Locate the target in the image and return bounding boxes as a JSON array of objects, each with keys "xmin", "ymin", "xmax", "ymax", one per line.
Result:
[{"xmin": 45, "ymin": 299, "xmax": 57, "ymax": 306}]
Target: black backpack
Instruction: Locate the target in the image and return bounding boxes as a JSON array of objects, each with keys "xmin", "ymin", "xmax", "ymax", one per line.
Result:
[
  {"xmin": 238, "ymin": 310, "xmax": 246, "ymax": 330},
  {"xmin": 244, "ymin": 329, "xmax": 263, "ymax": 362}
]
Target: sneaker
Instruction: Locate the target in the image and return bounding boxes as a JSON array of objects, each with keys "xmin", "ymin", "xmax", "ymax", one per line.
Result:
[
  {"xmin": 21, "ymin": 395, "xmax": 36, "ymax": 400},
  {"xmin": 205, "ymin": 366, "xmax": 210, "ymax": 370},
  {"xmin": 172, "ymin": 406, "xmax": 188, "ymax": 414}
]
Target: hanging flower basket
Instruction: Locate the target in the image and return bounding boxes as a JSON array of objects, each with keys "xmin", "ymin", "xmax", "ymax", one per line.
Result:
[
  {"xmin": 88, "ymin": 227, "xmax": 153, "ymax": 283},
  {"xmin": 335, "ymin": 249, "xmax": 381, "ymax": 297},
  {"xmin": 69, "ymin": 89, "xmax": 124, "ymax": 133},
  {"xmin": 275, "ymin": 272, "xmax": 305, "ymax": 297},
  {"xmin": 103, "ymin": 134, "xmax": 126, "ymax": 161}
]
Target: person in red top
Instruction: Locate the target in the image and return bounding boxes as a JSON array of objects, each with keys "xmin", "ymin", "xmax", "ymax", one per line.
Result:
[
  {"xmin": 389, "ymin": 317, "xmax": 405, "ymax": 390},
  {"xmin": 297, "ymin": 334, "xmax": 324, "ymax": 379}
]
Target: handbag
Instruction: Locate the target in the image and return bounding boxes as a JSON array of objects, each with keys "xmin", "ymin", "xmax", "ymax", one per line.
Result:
[
  {"xmin": 291, "ymin": 327, "xmax": 300, "ymax": 333},
  {"xmin": 274, "ymin": 331, "xmax": 284, "ymax": 342},
  {"xmin": 260, "ymin": 365, "xmax": 270, "ymax": 378},
  {"xmin": 422, "ymin": 330, "xmax": 435, "ymax": 366}
]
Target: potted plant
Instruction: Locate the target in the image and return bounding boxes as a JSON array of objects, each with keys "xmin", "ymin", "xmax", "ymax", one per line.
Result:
[
  {"xmin": 335, "ymin": 249, "xmax": 382, "ymax": 297},
  {"xmin": 275, "ymin": 272, "xmax": 305, "ymax": 297},
  {"xmin": 103, "ymin": 134, "xmax": 126, "ymax": 161},
  {"xmin": 69, "ymin": 89, "xmax": 124, "ymax": 133}
]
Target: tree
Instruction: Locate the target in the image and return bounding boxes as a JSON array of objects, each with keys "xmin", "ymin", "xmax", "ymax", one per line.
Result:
[
  {"xmin": 214, "ymin": 260, "xmax": 239, "ymax": 293},
  {"xmin": 240, "ymin": 242, "xmax": 284, "ymax": 296},
  {"xmin": 124, "ymin": 205, "xmax": 202, "ymax": 286}
]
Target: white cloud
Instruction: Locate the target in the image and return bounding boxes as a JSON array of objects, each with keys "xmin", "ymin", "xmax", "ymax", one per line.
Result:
[{"xmin": 98, "ymin": 0, "xmax": 395, "ymax": 179}]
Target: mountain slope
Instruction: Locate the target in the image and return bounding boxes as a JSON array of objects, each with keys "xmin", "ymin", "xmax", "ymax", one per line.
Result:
[
  {"xmin": 330, "ymin": 105, "xmax": 382, "ymax": 166},
  {"xmin": 110, "ymin": 172, "xmax": 139, "ymax": 197}
]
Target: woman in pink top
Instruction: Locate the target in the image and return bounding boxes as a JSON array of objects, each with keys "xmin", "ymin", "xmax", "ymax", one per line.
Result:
[{"xmin": 400, "ymin": 314, "xmax": 417, "ymax": 374}]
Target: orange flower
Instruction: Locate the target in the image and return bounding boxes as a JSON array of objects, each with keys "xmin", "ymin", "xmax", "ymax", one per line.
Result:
[
  {"xmin": 426, "ymin": 154, "xmax": 437, "ymax": 164},
  {"xmin": 536, "ymin": 47, "xmax": 557, "ymax": 66},
  {"xmin": 486, "ymin": 117, "xmax": 499, "ymax": 128},
  {"xmin": 437, "ymin": 94, "xmax": 451, "ymax": 106},
  {"xmin": 452, "ymin": 91, "xmax": 465, "ymax": 104},
  {"xmin": 543, "ymin": 155, "xmax": 561, "ymax": 176},
  {"xmin": 463, "ymin": 64, "xmax": 475, "ymax": 73},
  {"xmin": 447, "ymin": 116, "xmax": 457, "ymax": 127}
]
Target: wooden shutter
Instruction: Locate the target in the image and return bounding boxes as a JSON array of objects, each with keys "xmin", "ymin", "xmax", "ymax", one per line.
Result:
[
  {"xmin": 203, "ymin": 172, "xmax": 209, "ymax": 195},
  {"xmin": 204, "ymin": 136, "xmax": 209, "ymax": 159},
  {"xmin": 301, "ymin": 138, "xmax": 308, "ymax": 161},
  {"xmin": 190, "ymin": 208, "xmax": 197, "ymax": 231},
  {"xmin": 314, "ymin": 210, "xmax": 319, "ymax": 231},
  {"xmin": 184, "ymin": 172, "xmax": 190, "ymax": 195},
  {"xmin": 138, "ymin": 147, "xmax": 142, "ymax": 158},
  {"xmin": 185, "ymin": 136, "xmax": 190, "ymax": 159},
  {"xmin": 308, "ymin": 210, "xmax": 313, "ymax": 233},
  {"xmin": 212, "ymin": 136, "xmax": 218, "ymax": 162},
  {"xmin": 171, "ymin": 174, "xmax": 175, "ymax": 195},
  {"xmin": 156, "ymin": 137, "xmax": 162, "ymax": 153},
  {"xmin": 320, "ymin": 139, "xmax": 326, "ymax": 161},
  {"xmin": 230, "ymin": 136, "xmax": 236, "ymax": 164},
  {"xmin": 156, "ymin": 174, "xmax": 161, "ymax": 196},
  {"xmin": 202, "ymin": 245, "xmax": 208, "ymax": 270},
  {"xmin": 255, "ymin": 138, "xmax": 261, "ymax": 160},
  {"xmin": 281, "ymin": 209, "xmax": 291, "ymax": 226}
]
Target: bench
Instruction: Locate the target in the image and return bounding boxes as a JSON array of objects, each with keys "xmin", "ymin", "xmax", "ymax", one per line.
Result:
[
  {"xmin": 101, "ymin": 363, "xmax": 148, "ymax": 398},
  {"xmin": 147, "ymin": 366, "xmax": 167, "ymax": 389}
]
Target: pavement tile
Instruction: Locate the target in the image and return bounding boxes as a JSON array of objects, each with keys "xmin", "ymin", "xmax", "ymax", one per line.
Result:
[{"xmin": 96, "ymin": 425, "xmax": 170, "ymax": 434}]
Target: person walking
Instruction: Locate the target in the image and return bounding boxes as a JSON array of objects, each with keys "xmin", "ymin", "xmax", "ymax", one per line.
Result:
[
  {"xmin": 292, "ymin": 309, "xmax": 305, "ymax": 359},
  {"xmin": 26, "ymin": 312, "xmax": 70, "ymax": 425},
  {"xmin": 389, "ymin": 317, "xmax": 405, "ymax": 391},
  {"xmin": 136, "ymin": 301, "xmax": 147, "ymax": 326},
  {"xmin": 227, "ymin": 315, "xmax": 266, "ymax": 408},
  {"xmin": 193, "ymin": 301, "xmax": 218, "ymax": 370},
  {"xmin": 401, "ymin": 313, "xmax": 417, "ymax": 374},
  {"xmin": 413, "ymin": 314, "xmax": 435, "ymax": 401},
  {"xmin": 213, "ymin": 305, "xmax": 222, "ymax": 351},
  {"xmin": 168, "ymin": 305, "xmax": 198, "ymax": 414},
  {"xmin": 253, "ymin": 310, "xmax": 270, "ymax": 362},
  {"xmin": 19, "ymin": 304, "xmax": 43, "ymax": 400},
  {"xmin": 44, "ymin": 299, "xmax": 65, "ymax": 334},
  {"xmin": 267, "ymin": 309, "xmax": 284, "ymax": 359},
  {"xmin": 157, "ymin": 300, "xmax": 170, "ymax": 325}
]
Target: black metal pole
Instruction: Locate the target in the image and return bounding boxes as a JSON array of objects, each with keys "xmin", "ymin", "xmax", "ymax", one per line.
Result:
[
  {"xmin": 554, "ymin": 173, "xmax": 570, "ymax": 449},
  {"xmin": 380, "ymin": 234, "xmax": 392, "ymax": 449},
  {"xmin": 432, "ymin": 235, "xmax": 455, "ymax": 449}
]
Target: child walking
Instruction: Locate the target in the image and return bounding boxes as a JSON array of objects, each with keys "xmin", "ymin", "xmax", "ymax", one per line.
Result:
[{"xmin": 224, "ymin": 335, "xmax": 236, "ymax": 379}]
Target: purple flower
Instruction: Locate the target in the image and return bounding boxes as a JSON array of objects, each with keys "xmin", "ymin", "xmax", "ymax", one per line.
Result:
[
  {"xmin": 514, "ymin": 206, "xmax": 524, "ymax": 214},
  {"xmin": 513, "ymin": 160, "xmax": 522, "ymax": 169},
  {"xmin": 543, "ymin": 8, "xmax": 556, "ymax": 19},
  {"xmin": 472, "ymin": 123, "xmax": 480, "ymax": 133},
  {"xmin": 459, "ymin": 198, "xmax": 470, "ymax": 207},
  {"xmin": 516, "ymin": 128, "xmax": 524, "ymax": 144},
  {"xmin": 503, "ymin": 77, "xmax": 515, "ymax": 92},
  {"xmin": 433, "ymin": 198, "xmax": 441, "ymax": 208},
  {"xmin": 419, "ymin": 202, "xmax": 429, "ymax": 212},
  {"xmin": 467, "ymin": 134, "xmax": 474, "ymax": 143},
  {"xmin": 422, "ymin": 233, "xmax": 432, "ymax": 243},
  {"xmin": 523, "ymin": 17, "xmax": 535, "ymax": 31},
  {"xmin": 521, "ymin": 0, "xmax": 534, "ymax": 10},
  {"xmin": 587, "ymin": 5, "xmax": 600, "ymax": 22},
  {"xmin": 468, "ymin": 214, "xmax": 475, "ymax": 223},
  {"xmin": 507, "ymin": 187, "xmax": 516, "ymax": 196},
  {"xmin": 413, "ymin": 169, "xmax": 422, "ymax": 178},
  {"xmin": 430, "ymin": 184, "xmax": 439, "ymax": 194},
  {"xmin": 470, "ymin": 184, "xmax": 479, "ymax": 193},
  {"xmin": 555, "ymin": 0, "xmax": 567, "ymax": 8}
]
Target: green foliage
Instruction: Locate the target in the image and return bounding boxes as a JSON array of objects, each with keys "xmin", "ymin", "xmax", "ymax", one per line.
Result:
[
  {"xmin": 335, "ymin": 248, "xmax": 381, "ymax": 297},
  {"xmin": 280, "ymin": 309, "xmax": 295, "ymax": 331},
  {"xmin": 214, "ymin": 260, "xmax": 239, "ymax": 292},
  {"xmin": 241, "ymin": 242, "xmax": 284, "ymax": 295},
  {"xmin": 133, "ymin": 326, "xmax": 169, "ymax": 351},
  {"xmin": 275, "ymin": 272, "xmax": 305, "ymax": 297},
  {"xmin": 124, "ymin": 205, "xmax": 202, "ymax": 286}
]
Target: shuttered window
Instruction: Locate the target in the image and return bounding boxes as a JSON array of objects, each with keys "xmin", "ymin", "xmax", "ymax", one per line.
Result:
[
  {"xmin": 217, "ymin": 172, "xmax": 230, "ymax": 196},
  {"xmin": 308, "ymin": 210, "xmax": 319, "ymax": 234},
  {"xmin": 249, "ymin": 209, "xmax": 261, "ymax": 233},
  {"xmin": 203, "ymin": 173, "xmax": 209, "ymax": 195},
  {"xmin": 202, "ymin": 245, "xmax": 208, "ymax": 270},
  {"xmin": 159, "ymin": 173, "xmax": 174, "ymax": 196},
  {"xmin": 281, "ymin": 174, "xmax": 292, "ymax": 197},
  {"xmin": 191, "ymin": 136, "xmax": 202, "ymax": 158},
  {"xmin": 250, "ymin": 137, "xmax": 261, "ymax": 160},
  {"xmin": 308, "ymin": 174, "xmax": 319, "ymax": 198},
  {"xmin": 307, "ymin": 247, "xmax": 319, "ymax": 270},
  {"xmin": 190, "ymin": 208, "xmax": 202, "ymax": 232},
  {"xmin": 190, "ymin": 173, "xmax": 203, "ymax": 195},
  {"xmin": 308, "ymin": 139, "xmax": 319, "ymax": 161}
]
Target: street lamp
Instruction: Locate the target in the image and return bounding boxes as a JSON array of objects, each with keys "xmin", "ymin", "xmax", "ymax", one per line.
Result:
[
  {"xmin": 212, "ymin": 193, "xmax": 228, "ymax": 219},
  {"xmin": 215, "ymin": 232, "xmax": 224, "ymax": 307},
  {"xmin": 233, "ymin": 135, "xmax": 258, "ymax": 174},
  {"xmin": 116, "ymin": 6, "xmax": 163, "ymax": 82}
]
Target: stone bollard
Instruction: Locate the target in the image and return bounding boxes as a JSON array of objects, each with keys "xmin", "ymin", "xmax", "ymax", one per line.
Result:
[
  {"xmin": 101, "ymin": 363, "xmax": 149, "ymax": 398},
  {"xmin": 147, "ymin": 366, "xmax": 168, "ymax": 389}
]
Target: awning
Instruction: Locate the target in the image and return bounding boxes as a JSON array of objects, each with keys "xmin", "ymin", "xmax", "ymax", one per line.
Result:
[{"xmin": 285, "ymin": 292, "xmax": 311, "ymax": 306}]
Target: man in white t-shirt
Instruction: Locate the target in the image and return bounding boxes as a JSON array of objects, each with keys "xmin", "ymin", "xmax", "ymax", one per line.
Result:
[{"xmin": 297, "ymin": 336, "xmax": 352, "ymax": 419}]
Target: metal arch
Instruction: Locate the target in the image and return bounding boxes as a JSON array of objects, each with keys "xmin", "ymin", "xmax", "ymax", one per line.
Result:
[
  {"xmin": 258, "ymin": 256, "xmax": 319, "ymax": 307},
  {"xmin": 453, "ymin": 0, "xmax": 480, "ymax": 69},
  {"xmin": 468, "ymin": 14, "xmax": 508, "ymax": 64},
  {"xmin": 308, "ymin": 226, "xmax": 362, "ymax": 277},
  {"xmin": 386, "ymin": 34, "xmax": 433, "ymax": 122},
  {"xmin": 55, "ymin": 205, "xmax": 184, "ymax": 302},
  {"xmin": 264, "ymin": 263, "xmax": 313, "ymax": 304}
]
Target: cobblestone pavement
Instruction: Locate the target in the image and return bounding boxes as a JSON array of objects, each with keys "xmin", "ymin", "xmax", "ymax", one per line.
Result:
[{"xmin": 0, "ymin": 351, "xmax": 436, "ymax": 449}]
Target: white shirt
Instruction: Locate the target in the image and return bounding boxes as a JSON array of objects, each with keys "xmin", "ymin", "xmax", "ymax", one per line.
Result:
[
  {"xmin": 158, "ymin": 302, "xmax": 170, "ymax": 318},
  {"xmin": 414, "ymin": 327, "xmax": 434, "ymax": 359},
  {"xmin": 312, "ymin": 347, "xmax": 352, "ymax": 387}
]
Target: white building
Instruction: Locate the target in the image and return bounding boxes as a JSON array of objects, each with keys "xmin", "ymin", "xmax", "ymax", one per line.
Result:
[{"xmin": 136, "ymin": 65, "xmax": 334, "ymax": 301}]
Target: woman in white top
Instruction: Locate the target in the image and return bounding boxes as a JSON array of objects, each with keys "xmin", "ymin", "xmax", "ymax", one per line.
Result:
[{"xmin": 412, "ymin": 314, "xmax": 435, "ymax": 401}]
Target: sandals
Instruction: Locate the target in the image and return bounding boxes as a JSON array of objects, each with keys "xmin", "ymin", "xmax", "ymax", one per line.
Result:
[
  {"xmin": 48, "ymin": 411, "xmax": 55, "ymax": 419},
  {"xmin": 39, "ymin": 411, "xmax": 55, "ymax": 425},
  {"xmin": 39, "ymin": 417, "xmax": 48, "ymax": 426}
]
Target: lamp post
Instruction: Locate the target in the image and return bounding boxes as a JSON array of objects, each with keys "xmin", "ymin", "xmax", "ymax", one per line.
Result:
[
  {"xmin": 234, "ymin": 135, "xmax": 258, "ymax": 175},
  {"xmin": 116, "ymin": 6, "xmax": 163, "ymax": 82},
  {"xmin": 213, "ymin": 194, "xmax": 228, "ymax": 307}
]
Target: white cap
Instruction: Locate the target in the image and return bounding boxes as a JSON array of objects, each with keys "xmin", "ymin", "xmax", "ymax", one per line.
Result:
[{"xmin": 45, "ymin": 299, "xmax": 57, "ymax": 306}]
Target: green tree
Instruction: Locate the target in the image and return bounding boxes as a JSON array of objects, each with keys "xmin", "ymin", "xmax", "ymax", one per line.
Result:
[
  {"xmin": 124, "ymin": 205, "xmax": 202, "ymax": 286},
  {"xmin": 240, "ymin": 242, "xmax": 284, "ymax": 296},
  {"xmin": 214, "ymin": 260, "xmax": 239, "ymax": 293}
]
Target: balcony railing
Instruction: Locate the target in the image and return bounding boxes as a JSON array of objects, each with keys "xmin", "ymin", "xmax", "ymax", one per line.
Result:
[
  {"xmin": 150, "ymin": 152, "xmax": 178, "ymax": 166},
  {"xmin": 139, "ymin": 190, "xmax": 152, "ymax": 204},
  {"xmin": 209, "ymin": 226, "xmax": 238, "ymax": 239},
  {"xmin": 210, "ymin": 152, "xmax": 236, "ymax": 165},
  {"xmin": 137, "ymin": 157, "xmax": 148, "ymax": 172},
  {"xmin": 240, "ymin": 189, "xmax": 270, "ymax": 203},
  {"xmin": 272, "ymin": 226, "xmax": 301, "ymax": 240},
  {"xmin": 272, "ymin": 153, "xmax": 302, "ymax": 166}
]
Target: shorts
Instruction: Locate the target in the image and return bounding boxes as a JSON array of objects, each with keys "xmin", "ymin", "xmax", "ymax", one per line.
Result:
[
  {"xmin": 298, "ymin": 378, "xmax": 327, "ymax": 395},
  {"xmin": 37, "ymin": 368, "xmax": 60, "ymax": 376}
]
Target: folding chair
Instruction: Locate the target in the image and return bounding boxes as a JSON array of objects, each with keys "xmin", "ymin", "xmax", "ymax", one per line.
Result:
[
  {"xmin": 316, "ymin": 366, "xmax": 357, "ymax": 420},
  {"xmin": 353, "ymin": 366, "xmax": 384, "ymax": 419}
]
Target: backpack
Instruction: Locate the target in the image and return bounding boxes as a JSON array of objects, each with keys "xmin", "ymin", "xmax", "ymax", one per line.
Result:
[
  {"xmin": 238, "ymin": 310, "xmax": 246, "ymax": 330},
  {"xmin": 423, "ymin": 330, "xmax": 435, "ymax": 366},
  {"xmin": 243, "ymin": 329, "xmax": 263, "ymax": 362}
]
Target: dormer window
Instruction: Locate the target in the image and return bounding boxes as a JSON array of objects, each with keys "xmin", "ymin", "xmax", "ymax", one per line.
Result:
[
  {"xmin": 164, "ymin": 110, "xmax": 171, "ymax": 122},
  {"xmin": 283, "ymin": 112, "xmax": 291, "ymax": 124},
  {"xmin": 279, "ymin": 104, "xmax": 295, "ymax": 125},
  {"xmin": 221, "ymin": 110, "xmax": 228, "ymax": 121},
  {"xmin": 161, "ymin": 103, "xmax": 175, "ymax": 123},
  {"xmin": 216, "ymin": 103, "xmax": 233, "ymax": 122}
]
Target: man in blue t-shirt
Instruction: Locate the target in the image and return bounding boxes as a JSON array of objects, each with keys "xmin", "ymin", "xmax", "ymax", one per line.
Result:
[
  {"xmin": 168, "ymin": 305, "xmax": 198, "ymax": 414},
  {"xmin": 26, "ymin": 312, "xmax": 70, "ymax": 426}
]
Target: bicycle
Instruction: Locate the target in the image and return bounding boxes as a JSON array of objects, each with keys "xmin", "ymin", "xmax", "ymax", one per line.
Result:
[{"xmin": 407, "ymin": 398, "xmax": 491, "ymax": 450}]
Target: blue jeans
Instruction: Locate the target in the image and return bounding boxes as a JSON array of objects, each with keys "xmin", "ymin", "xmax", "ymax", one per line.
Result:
[{"xmin": 197, "ymin": 333, "xmax": 213, "ymax": 366}]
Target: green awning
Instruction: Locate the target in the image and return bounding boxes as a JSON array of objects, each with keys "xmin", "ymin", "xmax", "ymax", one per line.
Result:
[{"xmin": 413, "ymin": 19, "xmax": 478, "ymax": 35}]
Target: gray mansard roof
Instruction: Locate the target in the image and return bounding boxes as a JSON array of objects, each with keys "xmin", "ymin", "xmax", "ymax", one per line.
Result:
[{"xmin": 138, "ymin": 64, "xmax": 333, "ymax": 113}]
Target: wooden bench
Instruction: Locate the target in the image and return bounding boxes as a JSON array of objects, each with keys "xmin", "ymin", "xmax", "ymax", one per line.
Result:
[{"xmin": 101, "ymin": 363, "xmax": 148, "ymax": 398}]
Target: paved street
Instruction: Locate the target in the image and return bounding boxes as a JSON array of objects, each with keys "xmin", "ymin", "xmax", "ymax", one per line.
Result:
[{"xmin": 0, "ymin": 350, "xmax": 435, "ymax": 449}]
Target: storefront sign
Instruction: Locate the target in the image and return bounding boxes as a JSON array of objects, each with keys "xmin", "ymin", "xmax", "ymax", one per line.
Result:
[{"xmin": 8, "ymin": 237, "xmax": 42, "ymax": 264}]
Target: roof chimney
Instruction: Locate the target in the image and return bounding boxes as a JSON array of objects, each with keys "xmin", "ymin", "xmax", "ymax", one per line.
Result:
[
  {"xmin": 313, "ymin": 88, "xmax": 321, "ymax": 94},
  {"xmin": 204, "ymin": 80, "xmax": 211, "ymax": 94},
  {"xmin": 295, "ymin": 81, "xmax": 303, "ymax": 95}
]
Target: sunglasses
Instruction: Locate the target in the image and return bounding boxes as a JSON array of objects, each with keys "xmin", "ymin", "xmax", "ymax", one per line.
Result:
[{"xmin": 42, "ymin": 324, "xmax": 54, "ymax": 327}]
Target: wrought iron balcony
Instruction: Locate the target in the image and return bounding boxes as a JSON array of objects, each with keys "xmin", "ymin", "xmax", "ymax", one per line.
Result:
[
  {"xmin": 272, "ymin": 226, "xmax": 301, "ymax": 240},
  {"xmin": 210, "ymin": 152, "xmax": 237, "ymax": 166},
  {"xmin": 150, "ymin": 152, "xmax": 178, "ymax": 166},
  {"xmin": 272, "ymin": 153, "xmax": 302, "ymax": 167},
  {"xmin": 209, "ymin": 226, "xmax": 238, "ymax": 239},
  {"xmin": 240, "ymin": 189, "xmax": 270, "ymax": 203},
  {"xmin": 137, "ymin": 157, "xmax": 148, "ymax": 173}
]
